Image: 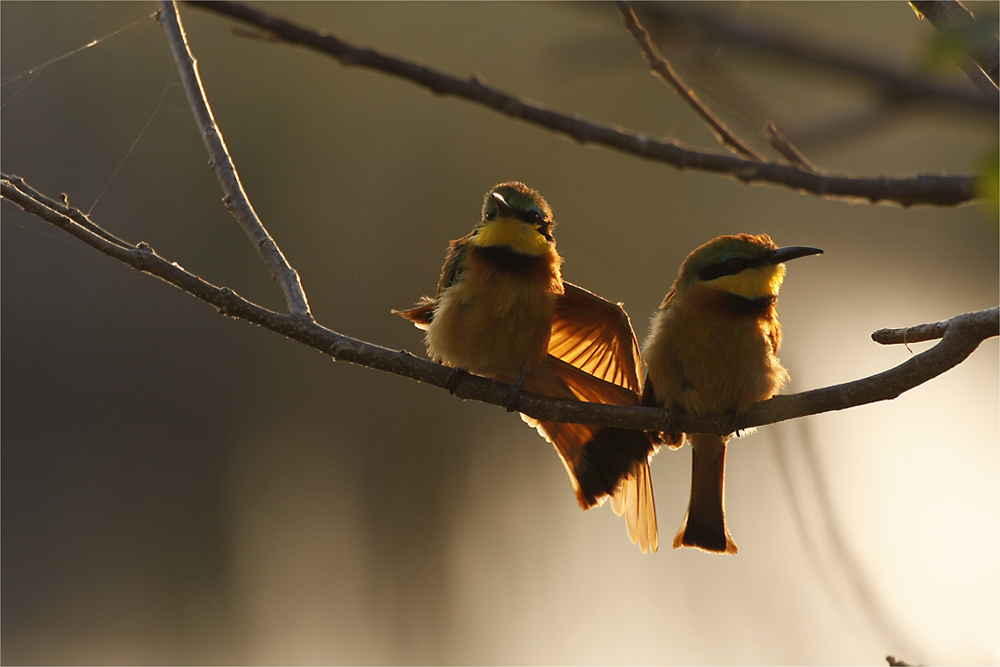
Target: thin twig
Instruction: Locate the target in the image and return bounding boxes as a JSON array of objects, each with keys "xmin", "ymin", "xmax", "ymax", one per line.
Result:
[
  {"xmin": 4, "ymin": 174, "xmax": 131, "ymax": 248},
  {"xmin": 957, "ymin": 57, "xmax": 1000, "ymax": 100},
  {"xmin": 615, "ymin": 1, "xmax": 764, "ymax": 161},
  {"xmin": 910, "ymin": 0, "xmax": 1000, "ymax": 101},
  {"xmin": 765, "ymin": 122, "xmax": 819, "ymax": 173},
  {"xmin": 872, "ymin": 307, "xmax": 998, "ymax": 344},
  {"xmin": 186, "ymin": 1, "xmax": 977, "ymax": 208},
  {"xmin": 4, "ymin": 175, "xmax": 996, "ymax": 437},
  {"xmin": 911, "ymin": 0, "xmax": 1000, "ymax": 84},
  {"xmin": 157, "ymin": 1, "xmax": 311, "ymax": 317}
]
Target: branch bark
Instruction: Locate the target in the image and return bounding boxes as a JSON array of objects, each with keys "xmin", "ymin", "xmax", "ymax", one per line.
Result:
[
  {"xmin": 872, "ymin": 308, "xmax": 998, "ymax": 344},
  {"xmin": 3, "ymin": 175, "xmax": 996, "ymax": 438},
  {"xmin": 186, "ymin": 1, "xmax": 977, "ymax": 208},
  {"xmin": 158, "ymin": 0, "xmax": 311, "ymax": 317}
]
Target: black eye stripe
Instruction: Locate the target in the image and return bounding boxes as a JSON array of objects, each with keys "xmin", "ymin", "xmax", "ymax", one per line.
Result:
[{"xmin": 699, "ymin": 257, "xmax": 752, "ymax": 281}]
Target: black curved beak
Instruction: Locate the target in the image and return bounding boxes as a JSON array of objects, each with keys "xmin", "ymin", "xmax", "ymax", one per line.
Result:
[{"xmin": 765, "ymin": 245, "xmax": 824, "ymax": 265}]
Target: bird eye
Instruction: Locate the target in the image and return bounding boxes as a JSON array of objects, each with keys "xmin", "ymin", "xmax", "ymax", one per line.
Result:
[
  {"xmin": 485, "ymin": 207, "xmax": 496, "ymax": 221},
  {"xmin": 525, "ymin": 210, "xmax": 542, "ymax": 225}
]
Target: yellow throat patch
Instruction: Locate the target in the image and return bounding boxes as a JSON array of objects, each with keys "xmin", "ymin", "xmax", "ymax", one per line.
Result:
[
  {"xmin": 711, "ymin": 263, "xmax": 786, "ymax": 299},
  {"xmin": 473, "ymin": 216, "xmax": 549, "ymax": 257}
]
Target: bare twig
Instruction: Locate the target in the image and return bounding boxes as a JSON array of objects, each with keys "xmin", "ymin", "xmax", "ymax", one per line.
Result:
[
  {"xmin": 765, "ymin": 122, "xmax": 819, "ymax": 173},
  {"xmin": 911, "ymin": 0, "xmax": 1000, "ymax": 101},
  {"xmin": 911, "ymin": 0, "xmax": 1000, "ymax": 83},
  {"xmin": 157, "ymin": 1, "xmax": 311, "ymax": 317},
  {"xmin": 957, "ymin": 57, "xmax": 1000, "ymax": 100},
  {"xmin": 4, "ymin": 174, "xmax": 132, "ymax": 248},
  {"xmin": 185, "ymin": 1, "xmax": 977, "ymax": 208},
  {"xmin": 872, "ymin": 307, "xmax": 999, "ymax": 344},
  {"xmin": 636, "ymin": 3, "xmax": 994, "ymax": 112},
  {"xmin": 615, "ymin": 1, "xmax": 764, "ymax": 161},
  {"xmin": 3, "ymin": 175, "xmax": 996, "ymax": 437}
]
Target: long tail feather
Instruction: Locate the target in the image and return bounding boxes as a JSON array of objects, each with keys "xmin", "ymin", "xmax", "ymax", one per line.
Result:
[{"xmin": 673, "ymin": 433, "xmax": 737, "ymax": 554}]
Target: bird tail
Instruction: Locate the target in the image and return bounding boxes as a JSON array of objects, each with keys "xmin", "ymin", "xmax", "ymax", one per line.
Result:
[
  {"xmin": 392, "ymin": 297, "xmax": 436, "ymax": 330},
  {"xmin": 673, "ymin": 432, "xmax": 738, "ymax": 554},
  {"xmin": 609, "ymin": 456, "xmax": 658, "ymax": 554},
  {"xmin": 522, "ymin": 356, "xmax": 659, "ymax": 553}
]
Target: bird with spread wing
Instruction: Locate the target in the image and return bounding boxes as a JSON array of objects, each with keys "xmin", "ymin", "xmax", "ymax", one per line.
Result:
[{"xmin": 395, "ymin": 182, "xmax": 659, "ymax": 552}]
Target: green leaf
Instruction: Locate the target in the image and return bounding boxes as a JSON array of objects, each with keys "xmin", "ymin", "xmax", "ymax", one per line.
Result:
[
  {"xmin": 920, "ymin": 18, "xmax": 999, "ymax": 73},
  {"xmin": 975, "ymin": 147, "xmax": 999, "ymax": 225}
]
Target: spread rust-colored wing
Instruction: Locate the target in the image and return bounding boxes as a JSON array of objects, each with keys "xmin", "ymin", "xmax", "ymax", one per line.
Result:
[
  {"xmin": 549, "ymin": 282, "xmax": 644, "ymax": 394},
  {"xmin": 547, "ymin": 286, "xmax": 659, "ymax": 552}
]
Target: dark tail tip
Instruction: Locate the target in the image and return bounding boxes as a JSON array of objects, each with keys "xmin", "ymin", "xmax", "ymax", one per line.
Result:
[
  {"xmin": 574, "ymin": 427, "xmax": 655, "ymax": 508},
  {"xmin": 675, "ymin": 517, "xmax": 738, "ymax": 554}
]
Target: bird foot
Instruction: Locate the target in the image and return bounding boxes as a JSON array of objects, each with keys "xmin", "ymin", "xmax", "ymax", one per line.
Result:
[
  {"xmin": 444, "ymin": 366, "xmax": 468, "ymax": 396},
  {"xmin": 663, "ymin": 403, "xmax": 685, "ymax": 447},
  {"xmin": 726, "ymin": 411, "xmax": 748, "ymax": 438},
  {"xmin": 502, "ymin": 368, "xmax": 528, "ymax": 412}
]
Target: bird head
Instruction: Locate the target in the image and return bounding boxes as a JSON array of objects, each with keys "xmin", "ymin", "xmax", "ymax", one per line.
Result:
[
  {"xmin": 679, "ymin": 233, "xmax": 822, "ymax": 300},
  {"xmin": 472, "ymin": 182, "xmax": 555, "ymax": 256}
]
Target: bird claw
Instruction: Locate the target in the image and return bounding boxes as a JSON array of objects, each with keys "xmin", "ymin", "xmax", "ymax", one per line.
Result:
[
  {"xmin": 502, "ymin": 368, "xmax": 528, "ymax": 412},
  {"xmin": 726, "ymin": 411, "xmax": 746, "ymax": 438},
  {"xmin": 663, "ymin": 403, "xmax": 684, "ymax": 448},
  {"xmin": 444, "ymin": 366, "xmax": 468, "ymax": 395}
]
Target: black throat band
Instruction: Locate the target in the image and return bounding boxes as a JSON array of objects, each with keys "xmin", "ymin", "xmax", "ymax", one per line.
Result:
[{"xmin": 473, "ymin": 245, "xmax": 544, "ymax": 273}]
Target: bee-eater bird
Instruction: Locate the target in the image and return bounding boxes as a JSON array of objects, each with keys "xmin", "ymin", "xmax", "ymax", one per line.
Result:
[
  {"xmin": 395, "ymin": 182, "xmax": 660, "ymax": 552},
  {"xmin": 642, "ymin": 234, "xmax": 822, "ymax": 554}
]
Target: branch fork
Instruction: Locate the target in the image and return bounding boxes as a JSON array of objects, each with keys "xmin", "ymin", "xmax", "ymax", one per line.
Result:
[{"xmin": 158, "ymin": 0, "xmax": 311, "ymax": 318}]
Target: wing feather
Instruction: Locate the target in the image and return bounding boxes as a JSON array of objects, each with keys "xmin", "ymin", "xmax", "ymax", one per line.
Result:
[
  {"xmin": 611, "ymin": 457, "xmax": 659, "ymax": 553},
  {"xmin": 549, "ymin": 282, "xmax": 643, "ymax": 394}
]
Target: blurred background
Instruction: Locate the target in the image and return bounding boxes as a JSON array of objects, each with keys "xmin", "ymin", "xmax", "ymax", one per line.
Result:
[{"xmin": 2, "ymin": 2, "xmax": 997, "ymax": 664}]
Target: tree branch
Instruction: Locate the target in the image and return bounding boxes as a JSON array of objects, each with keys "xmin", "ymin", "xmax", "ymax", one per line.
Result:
[
  {"xmin": 186, "ymin": 1, "xmax": 977, "ymax": 208},
  {"xmin": 157, "ymin": 0, "xmax": 311, "ymax": 317},
  {"xmin": 910, "ymin": 0, "xmax": 1000, "ymax": 102},
  {"xmin": 765, "ymin": 122, "xmax": 819, "ymax": 172},
  {"xmin": 3, "ymin": 175, "xmax": 996, "ymax": 438},
  {"xmin": 615, "ymin": 1, "xmax": 764, "ymax": 161},
  {"xmin": 872, "ymin": 307, "xmax": 998, "ymax": 344}
]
